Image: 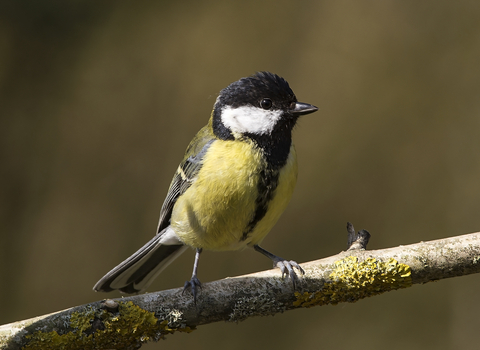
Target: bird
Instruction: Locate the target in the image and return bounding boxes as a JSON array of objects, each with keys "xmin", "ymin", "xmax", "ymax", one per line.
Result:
[{"xmin": 93, "ymin": 71, "xmax": 318, "ymax": 301}]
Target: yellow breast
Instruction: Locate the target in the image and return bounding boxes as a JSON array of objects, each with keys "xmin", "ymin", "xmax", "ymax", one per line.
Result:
[{"xmin": 171, "ymin": 139, "xmax": 298, "ymax": 251}]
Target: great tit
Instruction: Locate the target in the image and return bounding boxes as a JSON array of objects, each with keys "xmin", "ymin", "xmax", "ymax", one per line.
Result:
[{"xmin": 93, "ymin": 72, "xmax": 318, "ymax": 300}]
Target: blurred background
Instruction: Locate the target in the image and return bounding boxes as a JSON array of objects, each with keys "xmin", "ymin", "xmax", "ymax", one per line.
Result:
[{"xmin": 1, "ymin": 1, "xmax": 480, "ymax": 349}]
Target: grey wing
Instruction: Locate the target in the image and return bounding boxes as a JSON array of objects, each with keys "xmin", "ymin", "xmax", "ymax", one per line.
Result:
[{"xmin": 156, "ymin": 137, "xmax": 215, "ymax": 233}]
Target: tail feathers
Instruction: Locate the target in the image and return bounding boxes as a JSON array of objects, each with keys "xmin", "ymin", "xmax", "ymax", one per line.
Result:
[{"xmin": 93, "ymin": 234, "xmax": 187, "ymax": 294}]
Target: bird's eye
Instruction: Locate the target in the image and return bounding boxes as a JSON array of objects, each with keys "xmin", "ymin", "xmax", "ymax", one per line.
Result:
[
  {"xmin": 260, "ymin": 98, "xmax": 272, "ymax": 110},
  {"xmin": 290, "ymin": 102, "xmax": 296, "ymax": 109}
]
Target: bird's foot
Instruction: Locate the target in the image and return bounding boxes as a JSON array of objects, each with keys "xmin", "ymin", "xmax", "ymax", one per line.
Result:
[
  {"xmin": 272, "ymin": 258, "xmax": 305, "ymax": 289},
  {"xmin": 253, "ymin": 245, "xmax": 304, "ymax": 289},
  {"xmin": 183, "ymin": 276, "xmax": 202, "ymax": 303}
]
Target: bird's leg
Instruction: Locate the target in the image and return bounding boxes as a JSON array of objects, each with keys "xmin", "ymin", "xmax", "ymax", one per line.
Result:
[
  {"xmin": 183, "ymin": 248, "xmax": 202, "ymax": 303},
  {"xmin": 253, "ymin": 245, "xmax": 304, "ymax": 289}
]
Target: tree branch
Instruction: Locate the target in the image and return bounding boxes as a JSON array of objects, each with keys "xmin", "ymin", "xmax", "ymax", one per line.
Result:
[{"xmin": 2, "ymin": 231, "xmax": 480, "ymax": 350}]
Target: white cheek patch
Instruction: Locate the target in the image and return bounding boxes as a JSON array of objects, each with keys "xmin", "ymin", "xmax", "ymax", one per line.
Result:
[{"xmin": 221, "ymin": 105, "xmax": 283, "ymax": 135}]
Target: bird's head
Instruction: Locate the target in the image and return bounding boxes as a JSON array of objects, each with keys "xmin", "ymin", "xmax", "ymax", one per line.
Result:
[{"xmin": 212, "ymin": 72, "xmax": 318, "ymax": 140}]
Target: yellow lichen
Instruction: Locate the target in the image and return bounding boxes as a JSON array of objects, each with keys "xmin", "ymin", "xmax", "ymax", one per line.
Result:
[
  {"xmin": 70, "ymin": 309, "xmax": 96, "ymax": 334},
  {"xmin": 23, "ymin": 301, "xmax": 194, "ymax": 350},
  {"xmin": 294, "ymin": 256, "xmax": 412, "ymax": 308}
]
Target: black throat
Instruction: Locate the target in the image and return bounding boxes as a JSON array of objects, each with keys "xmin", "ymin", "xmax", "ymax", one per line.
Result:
[{"xmin": 244, "ymin": 116, "xmax": 296, "ymax": 170}]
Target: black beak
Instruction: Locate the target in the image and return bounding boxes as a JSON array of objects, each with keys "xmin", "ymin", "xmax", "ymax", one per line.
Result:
[{"xmin": 291, "ymin": 102, "xmax": 318, "ymax": 116}]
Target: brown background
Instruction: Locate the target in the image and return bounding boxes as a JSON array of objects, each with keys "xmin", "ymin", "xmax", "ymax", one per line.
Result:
[{"xmin": 1, "ymin": 1, "xmax": 480, "ymax": 349}]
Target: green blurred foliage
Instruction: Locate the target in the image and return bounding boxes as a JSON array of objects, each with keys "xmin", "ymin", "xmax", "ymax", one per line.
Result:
[{"xmin": 1, "ymin": 1, "xmax": 480, "ymax": 349}]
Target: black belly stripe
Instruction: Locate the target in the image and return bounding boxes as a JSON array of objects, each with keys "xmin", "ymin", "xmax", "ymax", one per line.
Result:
[
  {"xmin": 241, "ymin": 168, "xmax": 280, "ymax": 241},
  {"xmin": 239, "ymin": 125, "xmax": 293, "ymax": 242}
]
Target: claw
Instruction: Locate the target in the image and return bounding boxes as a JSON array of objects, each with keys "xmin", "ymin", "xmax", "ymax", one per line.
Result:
[
  {"xmin": 183, "ymin": 276, "xmax": 202, "ymax": 304},
  {"xmin": 253, "ymin": 245, "xmax": 304, "ymax": 289},
  {"xmin": 277, "ymin": 261, "xmax": 287, "ymax": 278},
  {"xmin": 273, "ymin": 259, "xmax": 305, "ymax": 289}
]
